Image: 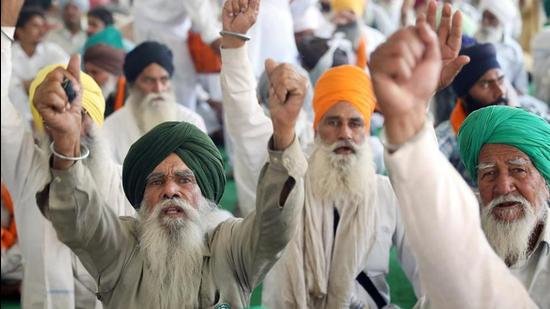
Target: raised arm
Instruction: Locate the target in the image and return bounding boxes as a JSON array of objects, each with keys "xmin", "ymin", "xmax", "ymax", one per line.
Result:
[
  {"xmin": 219, "ymin": 0, "xmax": 273, "ymax": 215},
  {"xmin": 216, "ymin": 0, "xmax": 309, "ymax": 286},
  {"xmin": 33, "ymin": 56, "xmax": 131, "ymax": 287},
  {"xmin": 369, "ymin": 15, "xmax": 536, "ymax": 308}
]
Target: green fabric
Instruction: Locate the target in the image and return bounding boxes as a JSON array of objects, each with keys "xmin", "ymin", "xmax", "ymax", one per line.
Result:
[
  {"xmin": 458, "ymin": 106, "xmax": 550, "ymax": 186},
  {"xmin": 83, "ymin": 25, "xmax": 124, "ymax": 51},
  {"xmin": 122, "ymin": 121, "xmax": 226, "ymax": 207}
]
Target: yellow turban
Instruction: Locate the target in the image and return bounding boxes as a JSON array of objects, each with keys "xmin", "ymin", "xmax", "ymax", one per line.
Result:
[
  {"xmin": 331, "ymin": 0, "xmax": 365, "ymax": 17},
  {"xmin": 29, "ymin": 63, "xmax": 105, "ymax": 132},
  {"xmin": 312, "ymin": 65, "xmax": 376, "ymax": 130}
]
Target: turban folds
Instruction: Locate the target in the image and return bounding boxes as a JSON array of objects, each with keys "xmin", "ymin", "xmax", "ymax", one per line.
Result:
[
  {"xmin": 312, "ymin": 64, "xmax": 376, "ymax": 130},
  {"xmin": 29, "ymin": 64, "xmax": 105, "ymax": 132},
  {"xmin": 83, "ymin": 25, "xmax": 124, "ymax": 51},
  {"xmin": 123, "ymin": 121, "xmax": 225, "ymax": 208},
  {"xmin": 123, "ymin": 41, "xmax": 174, "ymax": 83},
  {"xmin": 331, "ymin": 0, "xmax": 365, "ymax": 17},
  {"xmin": 458, "ymin": 106, "xmax": 550, "ymax": 185},
  {"xmin": 452, "ymin": 43, "xmax": 501, "ymax": 98},
  {"xmin": 83, "ymin": 43, "xmax": 125, "ymax": 75}
]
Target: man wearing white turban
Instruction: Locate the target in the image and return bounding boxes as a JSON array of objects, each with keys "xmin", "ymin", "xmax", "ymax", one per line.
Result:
[{"xmin": 46, "ymin": 0, "xmax": 89, "ymax": 55}]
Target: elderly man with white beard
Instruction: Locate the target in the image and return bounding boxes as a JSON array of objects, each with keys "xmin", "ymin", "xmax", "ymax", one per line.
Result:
[
  {"xmin": 103, "ymin": 41, "xmax": 207, "ymax": 164},
  {"xmin": 31, "ymin": 3, "xmax": 308, "ymax": 304},
  {"xmin": 1, "ymin": 2, "xmax": 135, "ymax": 307},
  {"xmin": 220, "ymin": 0, "xmax": 473, "ymax": 307},
  {"xmin": 369, "ymin": 14, "xmax": 547, "ymax": 307}
]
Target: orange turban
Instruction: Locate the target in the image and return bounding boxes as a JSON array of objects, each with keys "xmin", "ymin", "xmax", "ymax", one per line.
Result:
[{"xmin": 312, "ymin": 65, "xmax": 376, "ymax": 130}]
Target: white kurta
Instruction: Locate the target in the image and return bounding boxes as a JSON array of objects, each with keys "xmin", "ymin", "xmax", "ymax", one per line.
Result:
[
  {"xmin": 45, "ymin": 27, "xmax": 87, "ymax": 56},
  {"xmin": 1, "ymin": 27, "xmax": 135, "ymax": 309},
  {"xmin": 220, "ymin": 45, "xmax": 420, "ymax": 307},
  {"xmin": 9, "ymin": 41, "xmax": 68, "ymax": 125},
  {"xmin": 131, "ymin": 0, "xmax": 220, "ymax": 110},
  {"xmin": 103, "ymin": 104, "xmax": 207, "ymax": 165},
  {"xmin": 384, "ymin": 123, "xmax": 539, "ymax": 308}
]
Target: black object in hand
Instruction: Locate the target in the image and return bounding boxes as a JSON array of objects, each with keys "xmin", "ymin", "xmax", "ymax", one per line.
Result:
[{"xmin": 61, "ymin": 78, "xmax": 76, "ymax": 103}]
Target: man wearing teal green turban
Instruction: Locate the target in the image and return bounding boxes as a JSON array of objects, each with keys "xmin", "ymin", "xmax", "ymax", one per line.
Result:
[
  {"xmin": 458, "ymin": 105, "xmax": 549, "ymax": 306},
  {"xmin": 37, "ymin": 2, "xmax": 309, "ymax": 305}
]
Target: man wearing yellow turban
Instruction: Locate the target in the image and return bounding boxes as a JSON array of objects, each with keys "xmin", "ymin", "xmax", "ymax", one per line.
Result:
[
  {"xmin": 219, "ymin": 3, "xmax": 423, "ymax": 308},
  {"xmin": 1, "ymin": 11, "xmax": 134, "ymax": 306},
  {"xmin": 30, "ymin": 1, "xmax": 306, "ymax": 307}
]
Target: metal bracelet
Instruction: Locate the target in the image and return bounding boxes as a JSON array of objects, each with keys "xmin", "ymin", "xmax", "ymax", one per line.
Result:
[
  {"xmin": 219, "ymin": 30, "xmax": 251, "ymax": 41},
  {"xmin": 49, "ymin": 141, "xmax": 90, "ymax": 161}
]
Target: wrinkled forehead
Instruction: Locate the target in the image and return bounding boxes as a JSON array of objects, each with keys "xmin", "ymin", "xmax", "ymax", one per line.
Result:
[
  {"xmin": 321, "ymin": 101, "xmax": 364, "ymax": 120},
  {"xmin": 478, "ymin": 144, "xmax": 532, "ymax": 167}
]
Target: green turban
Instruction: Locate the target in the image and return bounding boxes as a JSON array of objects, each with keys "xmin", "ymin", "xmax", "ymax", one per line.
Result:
[
  {"xmin": 458, "ymin": 106, "xmax": 550, "ymax": 186},
  {"xmin": 122, "ymin": 121, "xmax": 225, "ymax": 208}
]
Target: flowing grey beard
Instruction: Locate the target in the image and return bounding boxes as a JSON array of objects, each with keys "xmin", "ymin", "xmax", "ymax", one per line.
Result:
[
  {"xmin": 481, "ymin": 192, "xmax": 548, "ymax": 266},
  {"xmin": 307, "ymin": 136, "xmax": 376, "ymax": 203},
  {"xmin": 138, "ymin": 197, "xmax": 210, "ymax": 308},
  {"xmin": 100, "ymin": 75, "xmax": 118, "ymax": 99},
  {"xmin": 475, "ymin": 25, "xmax": 504, "ymax": 44},
  {"xmin": 127, "ymin": 88, "xmax": 179, "ymax": 134}
]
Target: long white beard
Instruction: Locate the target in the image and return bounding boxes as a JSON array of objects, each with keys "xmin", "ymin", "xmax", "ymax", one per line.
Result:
[
  {"xmin": 127, "ymin": 88, "xmax": 180, "ymax": 134},
  {"xmin": 475, "ymin": 25, "xmax": 504, "ymax": 44},
  {"xmin": 101, "ymin": 75, "xmax": 118, "ymax": 99},
  {"xmin": 138, "ymin": 197, "xmax": 210, "ymax": 309},
  {"xmin": 307, "ymin": 136, "xmax": 376, "ymax": 203},
  {"xmin": 481, "ymin": 192, "xmax": 548, "ymax": 266}
]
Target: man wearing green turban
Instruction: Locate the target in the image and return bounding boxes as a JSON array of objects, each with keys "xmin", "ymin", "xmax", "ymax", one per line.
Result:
[
  {"xmin": 370, "ymin": 16, "xmax": 543, "ymax": 307},
  {"xmin": 34, "ymin": 1, "xmax": 308, "ymax": 307},
  {"xmin": 457, "ymin": 105, "xmax": 549, "ymax": 306}
]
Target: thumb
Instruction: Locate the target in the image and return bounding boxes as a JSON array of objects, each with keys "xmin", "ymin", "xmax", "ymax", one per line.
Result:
[
  {"xmin": 264, "ymin": 58, "xmax": 278, "ymax": 77},
  {"xmin": 67, "ymin": 54, "xmax": 81, "ymax": 83}
]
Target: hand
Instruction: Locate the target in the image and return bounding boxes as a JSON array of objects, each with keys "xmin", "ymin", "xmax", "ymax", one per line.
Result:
[
  {"xmin": 423, "ymin": 0, "xmax": 469, "ymax": 90},
  {"xmin": 369, "ymin": 21, "xmax": 441, "ymax": 145},
  {"xmin": 33, "ymin": 54, "xmax": 83, "ymax": 169},
  {"xmin": 221, "ymin": 0, "xmax": 260, "ymax": 49},
  {"xmin": 265, "ymin": 59, "xmax": 309, "ymax": 150},
  {"xmin": 1, "ymin": 0, "xmax": 24, "ymax": 27}
]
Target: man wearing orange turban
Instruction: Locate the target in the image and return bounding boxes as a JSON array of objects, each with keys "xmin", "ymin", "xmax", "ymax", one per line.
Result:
[
  {"xmin": 1, "ymin": 13, "xmax": 135, "ymax": 306},
  {"xmin": 218, "ymin": 4, "xmax": 421, "ymax": 307}
]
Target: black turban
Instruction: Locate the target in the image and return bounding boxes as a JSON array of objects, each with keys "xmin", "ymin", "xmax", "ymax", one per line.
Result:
[
  {"xmin": 122, "ymin": 121, "xmax": 226, "ymax": 208},
  {"xmin": 123, "ymin": 41, "xmax": 175, "ymax": 83},
  {"xmin": 451, "ymin": 43, "xmax": 501, "ymax": 98}
]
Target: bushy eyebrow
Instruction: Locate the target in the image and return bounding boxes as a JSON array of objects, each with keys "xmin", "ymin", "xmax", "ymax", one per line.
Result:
[
  {"xmin": 507, "ymin": 158, "xmax": 530, "ymax": 166},
  {"xmin": 145, "ymin": 169, "xmax": 195, "ymax": 183},
  {"xmin": 477, "ymin": 162, "xmax": 495, "ymax": 170}
]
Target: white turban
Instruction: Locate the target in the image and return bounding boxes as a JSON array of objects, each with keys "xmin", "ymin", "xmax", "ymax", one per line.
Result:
[
  {"xmin": 479, "ymin": 0, "xmax": 521, "ymax": 36},
  {"xmin": 293, "ymin": 5, "xmax": 324, "ymax": 32},
  {"xmin": 58, "ymin": 0, "xmax": 90, "ymax": 12}
]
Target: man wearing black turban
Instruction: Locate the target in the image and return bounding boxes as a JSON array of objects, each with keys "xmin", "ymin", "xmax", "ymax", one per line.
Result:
[
  {"xmin": 36, "ymin": 1, "xmax": 308, "ymax": 307},
  {"xmin": 103, "ymin": 40, "xmax": 207, "ymax": 165}
]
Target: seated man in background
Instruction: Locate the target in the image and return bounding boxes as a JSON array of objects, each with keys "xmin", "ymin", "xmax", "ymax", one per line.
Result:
[
  {"xmin": 83, "ymin": 43, "xmax": 127, "ymax": 117},
  {"xmin": 103, "ymin": 41, "xmax": 206, "ymax": 164}
]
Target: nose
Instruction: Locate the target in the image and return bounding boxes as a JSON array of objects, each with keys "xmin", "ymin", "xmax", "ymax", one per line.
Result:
[
  {"xmin": 494, "ymin": 174, "xmax": 516, "ymax": 197},
  {"xmin": 337, "ymin": 123, "xmax": 352, "ymax": 141},
  {"xmin": 152, "ymin": 80, "xmax": 164, "ymax": 93},
  {"xmin": 491, "ymin": 81, "xmax": 505, "ymax": 100},
  {"xmin": 161, "ymin": 180, "xmax": 182, "ymax": 200}
]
